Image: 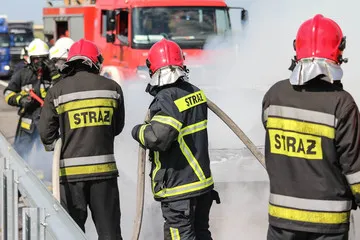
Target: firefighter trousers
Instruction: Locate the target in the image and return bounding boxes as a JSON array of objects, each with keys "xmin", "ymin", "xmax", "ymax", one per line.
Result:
[
  {"xmin": 60, "ymin": 178, "xmax": 122, "ymax": 240},
  {"xmin": 161, "ymin": 190, "xmax": 220, "ymax": 240},
  {"xmin": 267, "ymin": 225, "xmax": 349, "ymax": 240}
]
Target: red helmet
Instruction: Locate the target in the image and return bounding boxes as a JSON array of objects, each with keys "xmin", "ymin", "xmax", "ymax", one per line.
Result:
[
  {"xmin": 146, "ymin": 38, "xmax": 185, "ymax": 74},
  {"xmin": 67, "ymin": 38, "xmax": 103, "ymax": 70},
  {"xmin": 294, "ymin": 14, "xmax": 346, "ymax": 63}
]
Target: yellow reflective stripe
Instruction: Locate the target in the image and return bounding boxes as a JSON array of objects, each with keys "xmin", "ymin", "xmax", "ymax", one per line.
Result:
[
  {"xmin": 267, "ymin": 117, "xmax": 335, "ymax": 139},
  {"xmin": 56, "ymin": 98, "xmax": 118, "ymax": 114},
  {"xmin": 20, "ymin": 121, "xmax": 31, "ymax": 130},
  {"xmin": 138, "ymin": 124, "xmax": 148, "ymax": 146},
  {"xmin": 180, "ymin": 120, "xmax": 207, "ymax": 137},
  {"xmin": 16, "ymin": 94, "xmax": 22, "ymax": 104},
  {"xmin": 269, "ymin": 204, "xmax": 350, "ymax": 224},
  {"xmin": 174, "ymin": 90, "xmax": 207, "ymax": 112},
  {"xmin": 170, "ymin": 227, "xmax": 180, "ymax": 240},
  {"xmin": 59, "ymin": 163, "xmax": 117, "ymax": 176},
  {"xmin": 40, "ymin": 87, "xmax": 47, "ymax": 98},
  {"xmin": 350, "ymin": 183, "xmax": 360, "ymax": 195},
  {"xmin": 51, "ymin": 73, "xmax": 61, "ymax": 80},
  {"xmin": 151, "ymin": 115, "xmax": 182, "ymax": 132},
  {"xmin": 152, "ymin": 151, "xmax": 161, "ymax": 194},
  {"xmin": 177, "ymin": 120, "xmax": 208, "ymax": 181},
  {"xmin": 5, "ymin": 92, "xmax": 16, "ymax": 103},
  {"xmin": 154, "ymin": 176, "xmax": 213, "ymax": 198},
  {"xmin": 178, "ymin": 137, "xmax": 206, "ymax": 181}
]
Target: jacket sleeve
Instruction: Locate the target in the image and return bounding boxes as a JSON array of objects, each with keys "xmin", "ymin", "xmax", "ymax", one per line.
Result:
[
  {"xmin": 335, "ymin": 102, "xmax": 360, "ymax": 206},
  {"xmin": 261, "ymin": 90, "xmax": 270, "ymax": 129},
  {"xmin": 3, "ymin": 70, "xmax": 24, "ymax": 106},
  {"xmin": 114, "ymin": 84, "xmax": 125, "ymax": 136},
  {"xmin": 38, "ymin": 90, "xmax": 60, "ymax": 151},
  {"xmin": 132, "ymin": 94, "xmax": 183, "ymax": 152}
]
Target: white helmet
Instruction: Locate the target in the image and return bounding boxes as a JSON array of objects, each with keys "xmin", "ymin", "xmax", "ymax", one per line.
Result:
[
  {"xmin": 20, "ymin": 47, "xmax": 28, "ymax": 59},
  {"xmin": 27, "ymin": 38, "xmax": 49, "ymax": 58},
  {"xmin": 50, "ymin": 37, "xmax": 75, "ymax": 60}
]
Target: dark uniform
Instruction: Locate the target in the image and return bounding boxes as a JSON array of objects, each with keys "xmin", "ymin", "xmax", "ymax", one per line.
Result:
[
  {"xmin": 262, "ymin": 78, "xmax": 360, "ymax": 240},
  {"xmin": 132, "ymin": 80, "xmax": 219, "ymax": 240},
  {"xmin": 13, "ymin": 60, "xmax": 27, "ymax": 74},
  {"xmin": 38, "ymin": 70, "xmax": 125, "ymax": 239},
  {"xmin": 3, "ymin": 66, "xmax": 52, "ymax": 159}
]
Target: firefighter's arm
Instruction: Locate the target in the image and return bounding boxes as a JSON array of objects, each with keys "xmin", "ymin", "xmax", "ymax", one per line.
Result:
[
  {"xmin": 38, "ymin": 90, "xmax": 60, "ymax": 151},
  {"xmin": 3, "ymin": 70, "xmax": 25, "ymax": 106},
  {"xmin": 114, "ymin": 85, "xmax": 125, "ymax": 136},
  {"xmin": 336, "ymin": 103, "xmax": 360, "ymax": 206},
  {"xmin": 261, "ymin": 91, "xmax": 270, "ymax": 128},
  {"xmin": 132, "ymin": 96, "xmax": 183, "ymax": 152}
]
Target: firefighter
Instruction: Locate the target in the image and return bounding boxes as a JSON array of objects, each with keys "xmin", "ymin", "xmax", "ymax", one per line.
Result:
[
  {"xmin": 49, "ymin": 37, "xmax": 75, "ymax": 70},
  {"xmin": 13, "ymin": 46, "xmax": 29, "ymax": 73},
  {"xmin": 38, "ymin": 38, "xmax": 125, "ymax": 239},
  {"xmin": 262, "ymin": 14, "xmax": 360, "ymax": 240},
  {"xmin": 3, "ymin": 38, "xmax": 60, "ymax": 159},
  {"xmin": 131, "ymin": 38, "xmax": 220, "ymax": 240}
]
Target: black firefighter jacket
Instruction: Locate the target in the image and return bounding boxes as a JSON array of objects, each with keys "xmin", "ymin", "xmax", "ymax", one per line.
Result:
[
  {"xmin": 262, "ymin": 78, "xmax": 360, "ymax": 234},
  {"xmin": 38, "ymin": 70, "xmax": 125, "ymax": 183},
  {"xmin": 3, "ymin": 66, "xmax": 52, "ymax": 134},
  {"xmin": 132, "ymin": 80, "xmax": 214, "ymax": 202}
]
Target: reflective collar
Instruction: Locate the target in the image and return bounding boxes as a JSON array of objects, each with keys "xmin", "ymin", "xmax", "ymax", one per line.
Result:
[
  {"xmin": 290, "ymin": 58, "xmax": 343, "ymax": 85},
  {"xmin": 150, "ymin": 66, "xmax": 189, "ymax": 87}
]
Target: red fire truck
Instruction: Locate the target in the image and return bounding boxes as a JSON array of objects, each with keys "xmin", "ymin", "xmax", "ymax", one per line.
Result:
[{"xmin": 43, "ymin": 0, "xmax": 246, "ymax": 84}]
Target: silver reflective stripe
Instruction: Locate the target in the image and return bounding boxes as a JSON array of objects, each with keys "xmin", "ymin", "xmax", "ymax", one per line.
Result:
[
  {"xmin": 151, "ymin": 115, "xmax": 182, "ymax": 132},
  {"xmin": 60, "ymin": 154, "xmax": 115, "ymax": 168},
  {"xmin": 53, "ymin": 90, "xmax": 120, "ymax": 107},
  {"xmin": 4, "ymin": 90, "xmax": 14, "ymax": 97},
  {"xmin": 269, "ymin": 193, "xmax": 352, "ymax": 212},
  {"xmin": 21, "ymin": 118, "xmax": 32, "ymax": 124},
  {"xmin": 346, "ymin": 171, "xmax": 360, "ymax": 185},
  {"xmin": 155, "ymin": 177, "xmax": 213, "ymax": 198},
  {"xmin": 181, "ymin": 120, "xmax": 207, "ymax": 136},
  {"xmin": 264, "ymin": 105, "xmax": 338, "ymax": 127},
  {"xmin": 21, "ymin": 84, "xmax": 33, "ymax": 91}
]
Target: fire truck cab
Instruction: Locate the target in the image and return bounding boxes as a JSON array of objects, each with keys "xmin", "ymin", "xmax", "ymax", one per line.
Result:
[{"xmin": 43, "ymin": 0, "xmax": 246, "ymax": 84}]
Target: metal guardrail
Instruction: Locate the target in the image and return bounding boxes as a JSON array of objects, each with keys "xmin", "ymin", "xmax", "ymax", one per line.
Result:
[{"xmin": 0, "ymin": 132, "xmax": 87, "ymax": 240}]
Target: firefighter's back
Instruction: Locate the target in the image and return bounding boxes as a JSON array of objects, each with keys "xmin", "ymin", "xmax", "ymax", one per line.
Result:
[
  {"xmin": 151, "ymin": 80, "xmax": 213, "ymax": 202},
  {"xmin": 49, "ymin": 70, "xmax": 124, "ymax": 182},
  {"xmin": 262, "ymin": 78, "xmax": 357, "ymax": 234}
]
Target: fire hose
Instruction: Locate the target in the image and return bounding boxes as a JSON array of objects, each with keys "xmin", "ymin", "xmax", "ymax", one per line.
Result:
[{"xmin": 131, "ymin": 98, "xmax": 265, "ymax": 240}]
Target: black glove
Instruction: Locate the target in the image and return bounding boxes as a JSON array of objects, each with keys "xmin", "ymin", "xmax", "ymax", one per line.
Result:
[
  {"xmin": 211, "ymin": 190, "xmax": 221, "ymax": 204},
  {"xmin": 18, "ymin": 95, "xmax": 35, "ymax": 109},
  {"xmin": 43, "ymin": 58, "xmax": 61, "ymax": 81}
]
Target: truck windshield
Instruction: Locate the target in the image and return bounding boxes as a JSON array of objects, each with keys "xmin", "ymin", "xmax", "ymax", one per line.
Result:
[
  {"xmin": 11, "ymin": 33, "xmax": 33, "ymax": 47},
  {"xmin": 132, "ymin": 7, "xmax": 230, "ymax": 49},
  {"xmin": 0, "ymin": 33, "xmax": 10, "ymax": 48}
]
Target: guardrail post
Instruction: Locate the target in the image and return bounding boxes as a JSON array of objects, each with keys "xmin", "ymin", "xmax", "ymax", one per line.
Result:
[
  {"xmin": 6, "ymin": 168, "xmax": 18, "ymax": 240},
  {"xmin": 22, "ymin": 208, "xmax": 45, "ymax": 240},
  {"xmin": 0, "ymin": 156, "xmax": 6, "ymax": 239}
]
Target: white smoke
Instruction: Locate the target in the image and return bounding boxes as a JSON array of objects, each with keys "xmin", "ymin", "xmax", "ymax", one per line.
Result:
[{"xmin": 57, "ymin": 0, "xmax": 360, "ymax": 239}]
